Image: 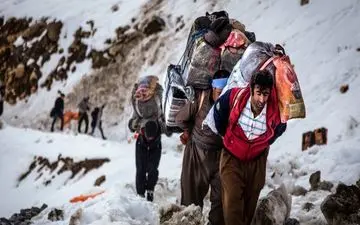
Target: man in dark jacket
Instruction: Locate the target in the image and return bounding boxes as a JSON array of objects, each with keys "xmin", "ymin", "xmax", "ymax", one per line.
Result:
[
  {"xmin": 90, "ymin": 104, "xmax": 106, "ymax": 140},
  {"xmin": 78, "ymin": 96, "xmax": 91, "ymax": 133},
  {"xmin": 175, "ymin": 70, "xmax": 230, "ymax": 225},
  {"xmin": 50, "ymin": 92, "xmax": 65, "ymax": 132},
  {"xmin": 213, "ymin": 70, "xmax": 287, "ymax": 225}
]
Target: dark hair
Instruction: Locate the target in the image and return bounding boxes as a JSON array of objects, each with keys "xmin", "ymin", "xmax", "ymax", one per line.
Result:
[
  {"xmin": 250, "ymin": 70, "xmax": 273, "ymax": 93},
  {"xmin": 213, "ymin": 69, "xmax": 230, "ymax": 79}
]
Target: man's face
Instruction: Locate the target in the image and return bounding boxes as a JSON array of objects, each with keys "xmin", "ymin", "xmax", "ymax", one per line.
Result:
[
  {"xmin": 212, "ymin": 88, "xmax": 222, "ymax": 101},
  {"xmin": 251, "ymin": 84, "xmax": 271, "ymax": 113}
]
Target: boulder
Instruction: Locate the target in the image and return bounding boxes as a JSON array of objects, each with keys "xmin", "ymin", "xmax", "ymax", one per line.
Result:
[
  {"xmin": 22, "ymin": 22, "xmax": 47, "ymax": 41},
  {"xmin": 251, "ymin": 185, "xmax": 292, "ymax": 225},
  {"xmin": 309, "ymin": 171, "xmax": 321, "ymax": 190},
  {"xmin": 319, "ymin": 181, "xmax": 334, "ymax": 192},
  {"xmin": 47, "ymin": 21, "xmax": 63, "ymax": 42},
  {"xmin": 48, "ymin": 208, "xmax": 64, "ymax": 221},
  {"xmin": 161, "ymin": 204, "xmax": 202, "ymax": 225},
  {"xmin": 321, "ymin": 183, "xmax": 360, "ymax": 225},
  {"xmin": 94, "ymin": 175, "xmax": 106, "ymax": 186},
  {"xmin": 300, "ymin": 0, "xmax": 310, "ymax": 6},
  {"xmin": 285, "ymin": 218, "xmax": 300, "ymax": 225},
  {"xmin": 302, "ymin": 202, "xmax": 315, "ymax": 212},
  {"xmin": 14, "ymin": 63, "xmax": 25, "ymax": 79},
  {"xmin": 291, "ymin": 185, "xmax": 308, "ymax": 196},
  {"xmin": 142, "ymin": 16, "xmax": 165, "ymax": 36},
  {"xmin": 340, "ymin": 84, "xmax": 349, "ymax": 93}
]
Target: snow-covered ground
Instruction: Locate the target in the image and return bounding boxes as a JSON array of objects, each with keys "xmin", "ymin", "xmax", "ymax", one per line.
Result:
[{"xmin": 1, "ymin": 0, "xmax": 360, "ymax": 224}]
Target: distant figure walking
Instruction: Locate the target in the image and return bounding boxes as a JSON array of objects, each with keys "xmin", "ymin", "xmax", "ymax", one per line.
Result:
[
  {"xmin": 50, "ymin": 91, "xmax": 65, "ymax": 132},
  {"xmin": 78, "ymin": 96, "xmax": 91, "ymax": 134},
  {"xmin": 90, "ymin": 104, "xmax": 107, "ymax": 140}
]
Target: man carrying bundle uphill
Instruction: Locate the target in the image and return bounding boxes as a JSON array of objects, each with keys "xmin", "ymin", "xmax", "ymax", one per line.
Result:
[
  {"xmin": 128, "ymin": 76, "xmax": 169, "ymax": 202},
  {"xmin": 175, "ymin": 70, "xmax": 230, "ymax": 225},
  {"xmin": 213, "ymin": 70, "xmax": 287, "ymax": 225}
]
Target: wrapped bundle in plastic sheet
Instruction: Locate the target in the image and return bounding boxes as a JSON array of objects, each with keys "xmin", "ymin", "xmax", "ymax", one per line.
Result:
[
  {"xmin": 164, "ymin": 65, "xmax": 195, "ymax": 132},
  {"xmin": 219, "ymin": 29, "xmax": 250, "ymax": 73},
  {"xmin": 182, "ymin": 38, "xmax": 221, "ymax": 89},
  {"xmin": 203, "ymin": 41, "xmax": 277, "ymax": 134}
]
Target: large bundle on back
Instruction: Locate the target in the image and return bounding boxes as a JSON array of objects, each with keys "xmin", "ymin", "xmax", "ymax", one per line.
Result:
[
  {"xmin": 164, "ymin": 11, "xmax": 254, "ymax": 132},
  {"xmin": 204, "ymin": 41, "xmax": 306, "ymax": 133},
  {"xmin": 130, "ymin": 75, "xmax": 164, "ymax": 131}
]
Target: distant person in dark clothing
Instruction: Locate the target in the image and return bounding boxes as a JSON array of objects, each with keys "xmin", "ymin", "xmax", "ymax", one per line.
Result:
[
  {"xmin": 78, "ymin": 96, "xmax": 91, "ymax": 134},
  {"xmin": 50, "ymin": 92, "xmax": 65, "ymax": 132},
  {"xmin": 0, "ymin": 83, "xmax": 4, "ymax": 117},
  {"xmin": 90, "ymin": 104, "xmax": 106, "ymax": 140},
  {"xmin": 130, "ymin": 120, "xmax": 161, "ymax": 202}
]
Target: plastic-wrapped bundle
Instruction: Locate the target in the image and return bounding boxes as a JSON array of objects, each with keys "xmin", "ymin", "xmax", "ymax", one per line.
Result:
[
  {"xmin": 222, "ymin": 41, "xmax": 276, "ymax": 93},
  {"xmin": 239, "ymin": 41, "xmax": 276, "ymax": 83},
  {"xmin": 219, "ymin": 29, "xmax": 250, "ymax": 73},
  {"xmin": 164, "ymin": 65, "xmax": 194, "ymax": 132},
  {"xmin": 182, "ymin": 38, "xmax": 221, "ymax": 89}
]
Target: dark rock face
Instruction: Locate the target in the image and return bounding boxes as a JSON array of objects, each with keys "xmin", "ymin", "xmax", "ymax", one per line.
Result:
[
  {"xmin": 48, "ymin": 208, "xmax": 64, "ymax": 221},
  {"xmin": 302, "ymin": 202, "xmax": 315, "ymax": 212},
  {"xmin": 18, "ymin": 155, "xmax": 110, "ymax": 185},
  {"xmin": 142, "ymin": 16, "xmax": 165, "ymax": 36},
  {"xmin": 291, "ymin": 185, "xmax": 308, "ymax": 196},
  {"xmin": 0, "ymin": 204, "xmax": 47, "ymax": 225},
  {"xmin": 321, "ymin": 183, "xmax": 360, "ymax": 225},
  {"xmin": 285, "ymin": 218, "xmax": 300, "ymax": 225},
  {"xmin": 251, "ymin": 185, "xmax": 292, "ymax": 225},
  {"xmin": 94, "ymin": 175, "xmax": 106, "ymax": 186},
  {"xmin": 309, "ymin": 171, "xmax": 321, "ymax": 190}
]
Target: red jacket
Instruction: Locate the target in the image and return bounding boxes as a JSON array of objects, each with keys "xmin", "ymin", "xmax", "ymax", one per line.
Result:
[{"xmin": 222, "ymin": 86, "xmax": 281, "ymax": 161}]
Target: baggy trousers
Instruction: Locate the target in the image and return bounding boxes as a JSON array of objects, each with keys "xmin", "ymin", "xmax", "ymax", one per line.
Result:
[
  {"xmin": 220, "ymin": 149, "xmax": 268, "ymax": 225},
  {"xmin": 181, "ymin": 139, "xmax": 224, "ymax": 225},
  {"xmin": 78, "ymin": 112, "xmax": 89, "ymax": 133},
  {"xmin": 135, "ymin": 135, "xmax": 162, "ymax": 196}
]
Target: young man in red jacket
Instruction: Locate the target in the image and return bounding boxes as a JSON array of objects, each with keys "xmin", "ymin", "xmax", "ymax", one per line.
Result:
[{"xmin": 213, "ymin": 70, "xmax": 287, "ymax": 225}]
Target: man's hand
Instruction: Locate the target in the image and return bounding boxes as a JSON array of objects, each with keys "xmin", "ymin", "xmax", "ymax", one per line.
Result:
[{"xmin": 180, "ymin": 130, "xmax": 190, "ymax": 145}]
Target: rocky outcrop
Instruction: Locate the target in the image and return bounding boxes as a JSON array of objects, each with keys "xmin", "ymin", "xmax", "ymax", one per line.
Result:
[
  {"xmin": 94, "ymin": 175, "xmax": 106, "ymax": 186},
  {"xmin": 0, "ymin": 204, "xmax": 47, "ymax": 225},
  {"xmin": 321, "ymin": 183, "xmax": 360, "ymax": 225},
  {"xmin": 309, "ymin": 171, "xmax": 334, "ymax": 191},
  {"xmin": 48, "ymin": 208, "xmax": 64, "ymax": 221},
  {"xmin": 251, "ymin": 185, "xmax": 292, "ymax": 225},
  {"xmin": 160, "ymin": 204, "xmax": 202, "ymax": 225},
  {"xmin": 142, "ymin": 16, "xmax": 165, "ymax": 36},
  {"xmin": 18, "ymin": 155, "xmax": 110, "ymax": 186}
]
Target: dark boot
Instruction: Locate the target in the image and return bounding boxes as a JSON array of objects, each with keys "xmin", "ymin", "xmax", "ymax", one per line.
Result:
[{"xmin": 146, "ymin": 190, "xmax": 154, "ymax": 202}]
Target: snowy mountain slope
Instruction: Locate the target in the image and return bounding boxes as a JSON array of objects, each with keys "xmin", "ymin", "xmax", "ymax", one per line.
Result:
[
  {"xmin": 0, "ymin": 125, "xmax": 182, "ymax": 221},
  {"xmin": 0, "ymin": 0, "xmax": 360, "ymax": 224}
]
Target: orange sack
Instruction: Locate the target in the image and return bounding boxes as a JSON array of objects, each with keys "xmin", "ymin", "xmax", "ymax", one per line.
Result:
[
  {"xmin": 273, "ymin": 56, "xmax": 306, "ymax": 122},
  {"xmin": 63, "ymin": 111, "xmax": 79, "ymax": 126},
  {"xmin": 70, "ymin": 191, "xmax": 105, "ymax": 203}
]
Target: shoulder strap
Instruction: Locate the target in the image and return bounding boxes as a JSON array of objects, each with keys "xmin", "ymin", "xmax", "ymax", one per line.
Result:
[
  {"xmin": 134, "ymin": 99, "xmax": 143, "ymax": 118},
  {"xmin": 260, "ymin": 56, "xmax": 276, "ymax": 71},
  {"xmin": 231, "ymin": 88, "xmax": 245, "ymax": 110},
  {"xmin": 197, "ymin": 91, "xmax": 206, "ymax": 114},
  {"xmin": 154, "ymin": 95, "xmax": 162, "ymax": 119}
]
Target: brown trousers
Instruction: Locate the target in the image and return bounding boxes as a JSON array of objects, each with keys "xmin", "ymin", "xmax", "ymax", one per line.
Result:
[
  {"xmin": 181, "ymin": 140, "xmax": 224, "ymax": 225},
  {"xmin": 220, "ymin": 149, "xmax": 268, "ymax": 225}
]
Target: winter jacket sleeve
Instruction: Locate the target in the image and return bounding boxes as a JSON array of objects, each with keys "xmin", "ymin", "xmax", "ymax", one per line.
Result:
[
  {"xmin": 175, "ymin": 100, "xmax": 197, "ymax": 131},
  {"xmin": 213, "ymin": 89, "xmax": 232, "ymax": 137},
  {"xmin": 128, "ymin": 110, "xmax": 141, "ymax": 133},
  {"xmin": 269, "ymin": 123, "xmax": 287, "ymax": 145}
]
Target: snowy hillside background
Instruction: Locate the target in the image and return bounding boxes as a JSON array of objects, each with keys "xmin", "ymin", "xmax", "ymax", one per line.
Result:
[{"xmin": 0, "ymin": 0, "xmax": 360, "ymax": 224}]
